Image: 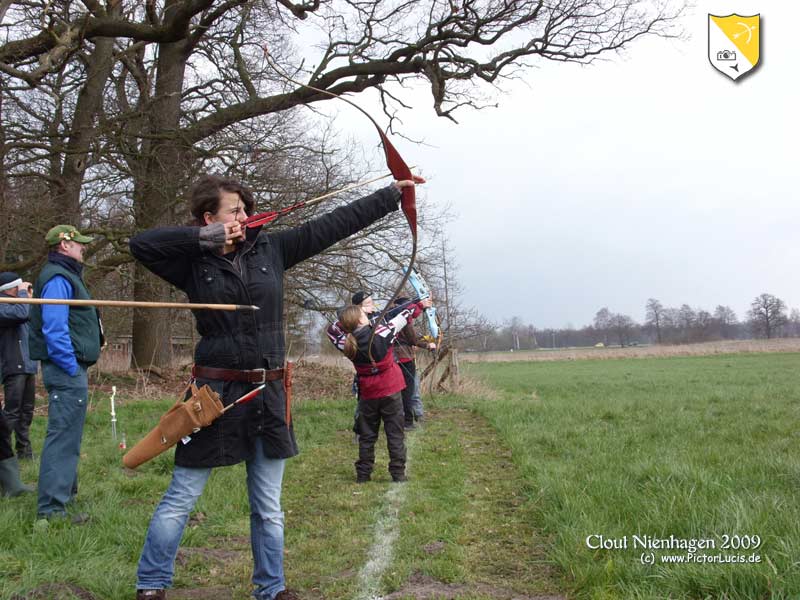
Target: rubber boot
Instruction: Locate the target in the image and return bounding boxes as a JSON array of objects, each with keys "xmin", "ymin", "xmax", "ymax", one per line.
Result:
[{"xmin": 0, "ymin": 456, "xmax": 34, "ymax": 497}]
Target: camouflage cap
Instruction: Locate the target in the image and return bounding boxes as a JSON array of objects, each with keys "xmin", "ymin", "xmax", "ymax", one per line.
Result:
[{"xmin": 45, "ymin": 224, "xmax": 94, "ymax": 246}]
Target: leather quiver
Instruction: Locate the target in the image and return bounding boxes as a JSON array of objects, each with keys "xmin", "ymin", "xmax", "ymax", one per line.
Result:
[{"xmin": 123, "ymin": 384, "xmax": 224, "ymax": 469}]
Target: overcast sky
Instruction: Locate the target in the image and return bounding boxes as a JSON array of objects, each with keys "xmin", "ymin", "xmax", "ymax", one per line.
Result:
[{"xmin": 310, "ymin": 1, "xmax": 796, "ymax": 329}]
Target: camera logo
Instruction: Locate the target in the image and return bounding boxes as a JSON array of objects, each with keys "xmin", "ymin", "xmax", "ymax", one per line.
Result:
[{"xmin": 708, "ymin": 14, "xmax": 760, "ymax": 81}]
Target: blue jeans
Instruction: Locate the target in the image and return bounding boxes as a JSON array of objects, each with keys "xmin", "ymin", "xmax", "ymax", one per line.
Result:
[
  {"xmin": 136, "ymin": 438, "xmax": 287, "ymax": 599},
  {"xmin": 37, "ymin": 361, "xmax": 88, "ymax": 517},
  {"xmin": 411, "ymin": 372, "xmax": 423, "ymax": 418}
]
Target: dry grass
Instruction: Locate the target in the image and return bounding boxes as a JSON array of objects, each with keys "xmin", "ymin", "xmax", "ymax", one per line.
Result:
[
  {"xmin": 2, "ymin": 356, "xmax": 356, "ymax": 415},
  {"xmin": 459, "ymin": 338, "xmax": 800, "ymax": 363},
  {"xmin": 451, "ymin": 374, "xmax": 499, "ymax": 400},
  {"xmin": 89, "ymin": 360, "xmax": 354, "ymax": 405},
  {"xmin": 300, "ymin": 352, "xmax": 354, "ymax": 369},
  {"xmin": 95, "ymin": 347, "xmax": 133, "ymax": 373},
  {"xmin": 289, "ymin": 359, "xmax": 353, "ymax": 402}
]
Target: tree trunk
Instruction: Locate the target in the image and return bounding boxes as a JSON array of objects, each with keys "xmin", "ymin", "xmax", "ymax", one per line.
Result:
[
  {"xmin": 130, "ymin": 23, "xmax": 191, "ymax": 369},
  {"xmin": 0, "ymin": 91, "xmax": 9, "ymax": 262},
  {"xmin": 131, "ymin": 262, "xmax": 173, "ymax": 368},
  {"xmin": 56, "ymin": 14, "xmax": 119, "ymax": 222}
]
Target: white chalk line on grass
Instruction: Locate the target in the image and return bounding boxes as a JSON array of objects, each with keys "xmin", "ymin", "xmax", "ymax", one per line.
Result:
[{"xmin": 354, "ymin": 430, "xmax": 419, "ymax": 600}]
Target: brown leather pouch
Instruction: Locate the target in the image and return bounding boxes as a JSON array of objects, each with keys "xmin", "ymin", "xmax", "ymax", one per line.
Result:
[{"xmin": 123, "ymin": 384, "xmax": 223, "ymax": 469}]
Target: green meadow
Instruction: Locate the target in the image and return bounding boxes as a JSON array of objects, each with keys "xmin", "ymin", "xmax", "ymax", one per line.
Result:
[
  {"xmin": 0, "ymin": 352, "xmax": 797, "ymax": 599},
  {"xmin": 0, "ymin": 377, "xmax": 555, "ymax": 599},
  {"xmin": 464, "ymin": 352, "xmax": 800, "ymax": 599}
]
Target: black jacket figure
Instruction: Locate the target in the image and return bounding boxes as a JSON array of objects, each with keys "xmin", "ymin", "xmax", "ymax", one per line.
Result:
[{"xmin": 129, "ymin": 185, "xmax": 401, "ymax": 468}]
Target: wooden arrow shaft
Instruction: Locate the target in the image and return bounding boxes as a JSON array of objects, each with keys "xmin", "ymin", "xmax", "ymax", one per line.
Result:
[
  {"xmin": 245, "ymin": 166, "xmax": 417, "ymax": 229},
  {"xmin": 301, "ymin": 168, "xmax": 416, "ymax": 209},
  {"xmin": 0, "ymin": 297, "xmax": 258, "ymax": 311}
]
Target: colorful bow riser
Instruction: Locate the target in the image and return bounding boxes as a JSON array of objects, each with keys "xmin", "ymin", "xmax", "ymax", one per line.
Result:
[{"xmin": 404, "ymin": 268, "xmax": 439, "ymax": 340}]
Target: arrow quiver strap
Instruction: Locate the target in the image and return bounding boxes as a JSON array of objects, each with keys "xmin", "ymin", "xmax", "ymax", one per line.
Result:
[
  {"xmin": 122, "ymin": 384, "xmax": 224, "ymax": 469},
  {"xmin": 284, "ymin": 361, "xmax": 294, "ymax": 425}
]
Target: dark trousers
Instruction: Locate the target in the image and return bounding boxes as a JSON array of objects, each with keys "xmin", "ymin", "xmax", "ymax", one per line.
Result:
[
  {"xmin": 2, "ymin": 372, "xmax": 36, "ymax": 456},
  {"xmin": 398, "ymin": 360, "xmax": 416, "ymax": 426},
  {"xmin": 37, "ymin": 362, "xmax": 87, "ymax": 517},
  {"xmin": 355, "ymin": 392, "xmax": 406, "ymax": 479},
  {"xmin": 0, "ymin": 409, "xmax": 13, "ymax": 460}
]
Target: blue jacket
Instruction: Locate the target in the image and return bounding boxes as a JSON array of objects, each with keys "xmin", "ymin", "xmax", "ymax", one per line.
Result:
[
  {"xmin": 39, "ymin": 276, "xmax": 80, "ymax": 376},
  {"xmin": 0, "ymin": 289, "xmax": 38, "ymax": 378}
]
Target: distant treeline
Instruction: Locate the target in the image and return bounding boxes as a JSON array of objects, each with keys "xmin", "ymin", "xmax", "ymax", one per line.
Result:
[{"xmin": 459, "ymin": 293, "xmax": 798, "ymax": 351}]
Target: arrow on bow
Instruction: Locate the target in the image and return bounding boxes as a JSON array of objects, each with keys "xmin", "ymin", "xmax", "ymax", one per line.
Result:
[
  {"xmin": 243, "ymin": 168, "xmax": 414, "ymax": 229},
  {"xmin": 262, "ymin": 49, "xmax": 418, "ymax": 363},
  {"xmin": 0, "ymin": 297, "xmax": 258, "ymax": 311}
]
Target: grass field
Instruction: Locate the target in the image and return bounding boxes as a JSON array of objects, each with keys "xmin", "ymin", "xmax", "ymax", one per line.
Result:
[
  {"xmin": 0, "ymin": 369, "xmax": 558, "ymax": 600},
  {"xmin": 1, "ymin": 352, "xmax": 797, "ymax": 599},
  {"xmin": 465, "ymin": 352, "xmax": 800, "ymax": 599}
]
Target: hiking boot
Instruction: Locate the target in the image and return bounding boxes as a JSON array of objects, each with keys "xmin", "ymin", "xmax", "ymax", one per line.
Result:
[
  {"xmin": 356, "ymin": 475, "xmax": 370, "ymax": 484},
  {"xmin": 35, "ymin": 511, "xmax": 90, "ymax": 526},
  {"xmin": 70, "ymin": 512, "xmax": 91, "ymax": 525},
  {"xmin": 136, "ymin": 590, "xmax": 166, "ymax": 600},
  {"xmin": 274, "ymin": 589, "xmax": 301, "ymax": 600},
  {"xmin": 391, "ymin": 474, "xmax": 408, "ymax": 483},
  {"xmin": 403, "ymin": 422, "xmax": 416, "ymax": 431}
]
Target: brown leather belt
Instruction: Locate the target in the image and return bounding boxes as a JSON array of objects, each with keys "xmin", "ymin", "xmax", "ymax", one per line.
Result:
[{"xmin": 192, "ymin": 365, "xmax": 284, "ymax": 384}]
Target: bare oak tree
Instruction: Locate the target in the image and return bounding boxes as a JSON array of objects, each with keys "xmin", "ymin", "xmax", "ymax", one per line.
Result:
[
  {"xmin": 594, "ymin": 306, "xmax": 610, "ymax": 345},
  {"xmin": 609, "ymin": 312, "xmax": 635, "ymax": 347},
  {"xmin": 713, "ymin": 304, "xmax": 737, "ymax": 339},
  {"xmin": 645, "ymin": 297, "xmax": 663, "ymax": 343},
  {"xmin": 1, "ymin": 0, "xmax": 687, "ymax": 367},
  {"xmin": 748, "ymin": 293, "xmax": 787, "ymax": 339}
]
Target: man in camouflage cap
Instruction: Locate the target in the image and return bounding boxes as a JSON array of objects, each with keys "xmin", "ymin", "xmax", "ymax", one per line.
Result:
[
  {"xmin": 29, "ymin": 224, "xmax": 101, "ymax": 524},
  {"xmin": 43, "ymin": 224, "xmax": 95, "ymax": 246}
]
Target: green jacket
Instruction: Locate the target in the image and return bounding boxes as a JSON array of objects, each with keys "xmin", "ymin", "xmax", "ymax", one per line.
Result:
[{"xmin": 28, "ymin": 261, "xmax": 101, "ymax": 366}]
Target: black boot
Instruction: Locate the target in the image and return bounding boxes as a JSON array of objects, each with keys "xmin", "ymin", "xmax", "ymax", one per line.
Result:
[
  {"xmin": 136, "ymin": 590, "xmax": 166, "ymax": 600},
  {"xmin": 0, "ymin": 456, "xmax": 34, "ymax": 497},
  {"xmin": 16, "ymin": 444, "xmax": 34, "ymax": 460}
]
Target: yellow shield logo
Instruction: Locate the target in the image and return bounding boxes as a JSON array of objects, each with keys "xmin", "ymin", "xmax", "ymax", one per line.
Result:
[{"xmin": 708, "ymin": 14, "xmax": 760, "ymax": 81}]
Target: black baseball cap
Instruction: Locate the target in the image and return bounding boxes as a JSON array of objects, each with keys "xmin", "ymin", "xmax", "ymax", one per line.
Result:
[
  {"xmin": 0, "ymin": 271, "xmax": 22, "ymax": 293},
  {"xmin": 352, "ymin": 290, "xmax": 372, "ymax": 305}
]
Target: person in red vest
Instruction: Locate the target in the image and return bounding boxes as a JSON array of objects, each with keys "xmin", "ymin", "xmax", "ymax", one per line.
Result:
[
  {"xmin": 327, "ymin": 298, "xmax": 431, "ymax": 483},
  {"xmin": 392, "ymin": 296, "xmax": 436, "ymax": 430}
]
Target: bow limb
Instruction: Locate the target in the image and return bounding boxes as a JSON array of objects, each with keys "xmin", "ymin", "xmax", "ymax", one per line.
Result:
[
  {"xmin": 263, "ymin": 51, "xmax": 418, "ymax": 363},
  {"xmin": 263, "ymin": 52, "xmax": 416, "ymax": 229}
]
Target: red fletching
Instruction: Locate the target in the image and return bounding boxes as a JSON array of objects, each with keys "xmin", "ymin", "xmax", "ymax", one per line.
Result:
[
  {"xmin": 244, "ymin": 200, "xmax": 308, "ymax": 229},
  {"xmin": 233, "ymin": 384, "xmax": 266, "ymax": 406},
  {"xmin": 244, "ymin": 211, "xmax": 280, "ymax": 228},
  {"xmin": 221, "ymin": 384, "xmax": 267, "ymax": 414}
]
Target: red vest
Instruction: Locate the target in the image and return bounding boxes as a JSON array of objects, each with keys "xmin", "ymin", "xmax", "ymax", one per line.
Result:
[{"xmin": 353, "ymin": 347, "xmax": 405, "ymax": 400}]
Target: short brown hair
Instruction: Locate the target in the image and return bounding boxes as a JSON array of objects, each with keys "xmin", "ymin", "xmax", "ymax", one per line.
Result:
[{"xmin": 189, "ymin": 174, "xmax": 255, "ymax": 225}]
